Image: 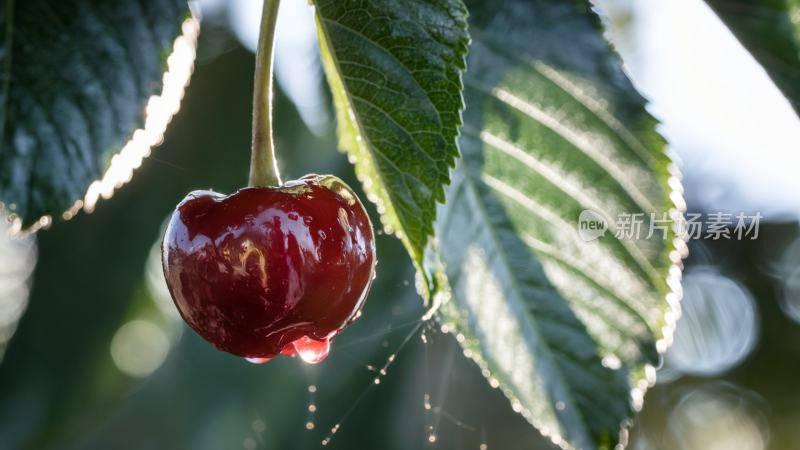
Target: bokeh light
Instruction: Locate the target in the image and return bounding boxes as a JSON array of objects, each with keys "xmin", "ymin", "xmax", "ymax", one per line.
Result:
[
  {"xmin": 110, "ymin": 320, "xmax": 171, "ymax": 378},
  {"xmin": 664, "ymin": 267, "xmax": 759, "ymax": 377},
  {"xmin": 768, "ymin": 234, "xmax": 800, "ymax": 324},
  {"xmin": 108, "ymin": 237, "xmax": 186, "ymax": 378},
  {"xmin": 664, "ymin": 383, "xmax": 768, "ymax": 450},
  {"xmin": 0, "ymin": 219, "xmax": 37, "ymax": 364}
]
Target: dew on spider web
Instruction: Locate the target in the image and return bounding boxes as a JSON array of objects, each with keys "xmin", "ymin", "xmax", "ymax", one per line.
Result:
[
  {"xmin": 319, "ymin": 320, "xmax": 425, "ymax": 446},
  {"xmin": 422, "ymin": 325, "xmax": 436, "ymax": 446},
  {"xmin": 427, "ymin": 429, "xmax": 437, "ymax": 443},
  {"xmin": 305, "ymin": 383, "xmax": 318, "ymax": 431},
  {"xmin": 479, "ymin": 419, "xmax": 488, "ymax": 450},
  {"xmin": 420, "ymin": 322, "xmax": 482, "ymax": 447},
  {"xmin": 246, "ymin": 314, "xmax": 489, "ymax": 449}
]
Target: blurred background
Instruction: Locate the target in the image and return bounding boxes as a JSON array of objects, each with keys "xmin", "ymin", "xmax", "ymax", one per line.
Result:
[{"xmin": 1, "ymin": 0, "xmax": 799, "ymax": 449}]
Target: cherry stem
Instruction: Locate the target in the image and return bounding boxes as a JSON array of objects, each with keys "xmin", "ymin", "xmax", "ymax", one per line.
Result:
[{"xmin": 249, "ymin": 0, "xmax": 282, "ymax": 187}]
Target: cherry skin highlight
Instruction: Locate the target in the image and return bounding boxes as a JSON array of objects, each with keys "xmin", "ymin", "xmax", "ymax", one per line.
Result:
[{"xmin": 162, "ymin": 174, "xmax": 376, "ymax": 363}]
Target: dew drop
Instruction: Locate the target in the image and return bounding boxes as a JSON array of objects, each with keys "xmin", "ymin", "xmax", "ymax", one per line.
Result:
[
  {"xmin": 292, "ymin": 336, "xmax": 331, "ymax": 364},
  {"xmin": 245, "ymin": 357, "xmax": 271, "ymax": 364}
]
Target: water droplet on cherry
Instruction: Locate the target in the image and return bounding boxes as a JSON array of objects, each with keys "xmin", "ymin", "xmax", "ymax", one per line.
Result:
[
  {"xmin": 292, "ymin": 335, "xmax": 331, "ymax": 364},
  {"xmin": 163, "ymin": 175, "xmax": 376, "ymax": 362},
  {"xmin": 246, "ymin": 357, "xmax": 271, "ymax": 364}
]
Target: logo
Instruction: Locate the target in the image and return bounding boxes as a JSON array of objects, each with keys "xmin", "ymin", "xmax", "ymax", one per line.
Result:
[{"xmin": 578, "ymin": 209, "xmax": 607, "ymax": 242}]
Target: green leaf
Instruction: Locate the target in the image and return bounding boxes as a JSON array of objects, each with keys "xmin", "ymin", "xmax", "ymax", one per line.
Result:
[
  {"xmin": 705, "ymin": 0, "xmax": 800, "ymax": 115},
  {"xmin": 314, "ymin": 0, "xmax": 469, "ymax": 296},
  {"xmin": 0, "ymin": 0, "xmax": 192, "ymax": 228},
  {"xmin": 424, "ymin": 1, "xmax": 684, "ymax": 449}
]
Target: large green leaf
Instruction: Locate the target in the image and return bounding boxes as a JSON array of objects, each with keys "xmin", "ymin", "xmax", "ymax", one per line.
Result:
[
  {"xmin": 705, "ymin": 0, "xmax": 800, "ymax": 115},
  {"xmin": 314, "ymin": 0, "xmax": 469, "ymax": 296},
  {"xmin": 0, "ymin": 0, "xmax": 192, "ymax": 228},
  {"xmin": 424, "ymin": 1, "xmax": 685, "ymax": 449}
]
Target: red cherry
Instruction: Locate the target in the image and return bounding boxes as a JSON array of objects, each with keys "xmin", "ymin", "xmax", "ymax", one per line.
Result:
[{"xmin": 162, "ymin": 174, "xmax": 376, "ymax": 363}]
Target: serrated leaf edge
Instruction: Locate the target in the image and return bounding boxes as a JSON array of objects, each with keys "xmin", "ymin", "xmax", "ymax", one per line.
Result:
[
  {"xmin": 3, "ymin": 14, "xmax": 199, "ymax": 236},
  {"xmin": 431, "ymin": 153, "xmax": 685, "ymax": 450},
  {"xmin": 427, "ymin": 6, "xmax": 690, "ymax": 447},
  {"xmin": 313, "ymin": 1, "xmax": 470, "ymax": 299}
]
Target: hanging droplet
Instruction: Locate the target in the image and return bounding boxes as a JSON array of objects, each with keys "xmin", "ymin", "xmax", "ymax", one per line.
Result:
[
  {"xmin": 245, "ymin": 357, "xmax": 271, "ymax": 364},
  {"xmin": 292, "ymin": 336, "xmax": 331, "ymax": 364}
]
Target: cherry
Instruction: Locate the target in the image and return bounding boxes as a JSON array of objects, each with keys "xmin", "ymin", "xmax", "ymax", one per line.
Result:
[{"xmin": 162, "ymin": 174, "xmax": 376, "ymax": 363}]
